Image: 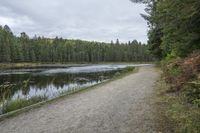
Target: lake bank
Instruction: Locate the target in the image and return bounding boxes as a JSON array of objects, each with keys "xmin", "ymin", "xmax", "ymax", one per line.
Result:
[{"xmin": 0, "ymin": 66, "xmax": 139, "ymax": 121}]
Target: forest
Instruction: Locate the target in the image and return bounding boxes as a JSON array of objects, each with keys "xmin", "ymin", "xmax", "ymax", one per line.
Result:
[
  {"xmin": 0, "ymin": 25, "xmax": 153, "ymax": 63},
  {"xmin": 131, "ymin": 0, "xmax": 200, "ymax": 59}
]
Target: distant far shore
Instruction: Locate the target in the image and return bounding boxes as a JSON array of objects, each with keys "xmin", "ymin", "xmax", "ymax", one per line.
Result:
[{"xmin": 0, "ymin": 62, "xmax": 153, "ymax": 70}]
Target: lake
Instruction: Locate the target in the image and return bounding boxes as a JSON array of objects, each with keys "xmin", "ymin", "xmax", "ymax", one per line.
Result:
[{"xmin": 0, "ymin": 64, "xmax": 150, "ymax": 114}]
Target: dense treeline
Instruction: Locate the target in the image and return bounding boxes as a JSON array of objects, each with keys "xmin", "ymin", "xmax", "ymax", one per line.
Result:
[
  {"xmin": 131, "ymin": 0, "xmax": 200, "ymax": 59},
  {"xmin": 0, "ymin": 25, "xmax": 153, "ymax": 63}
]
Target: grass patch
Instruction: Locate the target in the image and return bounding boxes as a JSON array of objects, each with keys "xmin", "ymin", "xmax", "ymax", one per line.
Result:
[
  {"xmin": 156, "ymin": 78, "xmax": 200, "ymax": 133},
  {"xmin": 2, "ymin": 96, "xmax": 47, "ymax": 114}
]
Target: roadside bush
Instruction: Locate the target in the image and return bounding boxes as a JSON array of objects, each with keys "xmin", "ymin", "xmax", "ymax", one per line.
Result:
[
  {"xmin": 122, "ymin": 66, "xmax": 135, "ymax": 73},
  {"xmin": 161, "ymin": 51, "xmax": 200, "ymax": 106},
  {"xmin": 161, "ymin": 58, "xmax": 184, "ymax": 91},
  {"xmin": 165, "ymin": 50, "xmax": 178, "ymax": 62},
  {"xmin": 184, "ymin": 81, "xmax": 200, "ymax": 107}
]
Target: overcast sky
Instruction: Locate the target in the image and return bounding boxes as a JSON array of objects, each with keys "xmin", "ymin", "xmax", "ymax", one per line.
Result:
[{"xmin": 0, "ymin": 0, "xmax": 147, "ymax": 43}]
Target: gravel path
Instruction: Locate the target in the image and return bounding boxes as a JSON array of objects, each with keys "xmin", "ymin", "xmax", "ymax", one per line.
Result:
[{"xmin": 0, "ymin": 66, "xmax": 159, "ymax": 133}]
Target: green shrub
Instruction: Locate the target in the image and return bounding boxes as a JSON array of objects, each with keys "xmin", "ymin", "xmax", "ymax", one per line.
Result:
[
  {"xmin": 193, "ymin": 99, "xmax": 200, "ymax": 107},
  {"xmin": 165, "ymin": 50, "xmax": 178, "ymax": 61},
  {"xmin": 122, "ymin": 66, "xmax": 135, "ymax": 73},
  {"xmin": 114, "ymin": 72, "xmax": 121, "ymax": 77},
  {"xmin": 169, "ymin": 66, "xmax": 182, "ymax": 77},
  {"xmin": 184, "ymin": 81, "xmax": 200, "ymax": 107}
]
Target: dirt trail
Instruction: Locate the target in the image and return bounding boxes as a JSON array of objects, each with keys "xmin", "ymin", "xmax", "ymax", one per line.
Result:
[{"xmin": 0, "ymin": 66, "xmax": 159, "ymax": 133}]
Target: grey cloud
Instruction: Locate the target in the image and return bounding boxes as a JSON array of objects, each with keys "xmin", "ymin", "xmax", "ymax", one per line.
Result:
[{"xmin": 0, "ymin": 0, "xmax": 147, "ymax": 43}]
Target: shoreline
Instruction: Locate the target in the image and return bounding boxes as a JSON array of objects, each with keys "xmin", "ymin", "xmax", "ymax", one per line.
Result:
[{"xmin": 0, "ymin": 67, "xmax": 139, "ymax": 121}]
